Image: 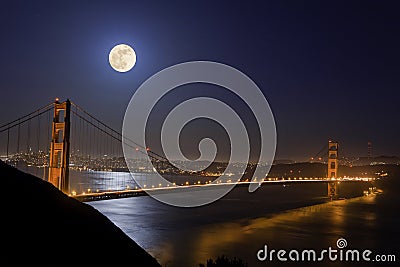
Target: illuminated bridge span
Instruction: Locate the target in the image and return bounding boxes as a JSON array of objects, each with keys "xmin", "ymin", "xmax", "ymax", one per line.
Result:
[{"xmin": 0, "ymin": 99, "xmax": 375, "ymax": 201}]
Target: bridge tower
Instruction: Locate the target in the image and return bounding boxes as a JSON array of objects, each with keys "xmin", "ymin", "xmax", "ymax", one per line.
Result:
[
  {"xmin": 48, "ymin": 99, "xmax": 71, "ymax": 193},
  {"xmin": 327, "ymin": 140, "xmax": 338, "ymax": 198}
]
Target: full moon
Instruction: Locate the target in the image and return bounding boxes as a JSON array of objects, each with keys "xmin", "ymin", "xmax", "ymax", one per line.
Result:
[{"xmin": 108, "ymin": 44, "xmax": 136, "ymax": 72}]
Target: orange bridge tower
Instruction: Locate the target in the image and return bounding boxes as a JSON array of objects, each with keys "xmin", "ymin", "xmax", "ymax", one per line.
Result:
[
  {"xmin": 327, "ymin": 140, "xmax": 338, "ymax": 198},
  {"xmin": 48, "ymin": 99, "xmax": 71, "ymax": 193}
]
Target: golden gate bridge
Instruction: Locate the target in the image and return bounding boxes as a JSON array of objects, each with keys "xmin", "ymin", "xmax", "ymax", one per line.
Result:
[{"xmin": 0, "ymin": 99, "xmax": 375, "ymax": 202}]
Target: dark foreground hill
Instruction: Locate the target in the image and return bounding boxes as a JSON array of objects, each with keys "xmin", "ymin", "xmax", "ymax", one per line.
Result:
[{"xmin": 0, "ymin": 160, "xmax": 161, "ymax": 266}]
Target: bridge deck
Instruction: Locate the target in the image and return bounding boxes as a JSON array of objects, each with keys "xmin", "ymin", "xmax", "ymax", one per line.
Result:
[{"xmin": 72, "ymin": 178, "xmax": 375, "ymax": 202}]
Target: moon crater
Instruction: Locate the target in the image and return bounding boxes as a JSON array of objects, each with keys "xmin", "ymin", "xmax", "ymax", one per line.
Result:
[{"xmin": 109, "ymin": 44, "xmax": 136, "ymax": 72}]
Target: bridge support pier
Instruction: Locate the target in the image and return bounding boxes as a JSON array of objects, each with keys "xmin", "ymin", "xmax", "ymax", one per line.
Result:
[{"xmin": 48, "ymin": 99, "xmax": 70, "ymax": 193}]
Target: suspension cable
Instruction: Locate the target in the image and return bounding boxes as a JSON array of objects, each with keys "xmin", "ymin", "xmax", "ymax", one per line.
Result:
[
  {"xmin": 70, "ymin": 108, "xmax": 168, "ymax": 163},
  {"xmin": 313, "ymin": 144, "xmax": 328, "ymax": 159},
  {"xmin": 70, "ymin": 101, "xmax": 167, "ymax": 161},
  {"xmin": 0, "ymin": 102, "xmax": 53, "ymax": 130},
  {"xmin": 0, "ymin": 107, "xmax": 53, "ymax": 133}
]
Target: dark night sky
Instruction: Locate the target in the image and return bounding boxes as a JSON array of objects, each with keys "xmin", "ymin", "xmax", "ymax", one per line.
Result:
[{"xmin": 0, "ymin": 0, "xmax": 399, "ymax": 161}]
